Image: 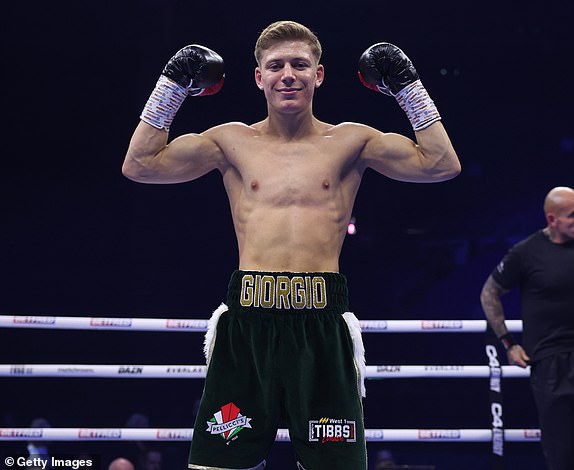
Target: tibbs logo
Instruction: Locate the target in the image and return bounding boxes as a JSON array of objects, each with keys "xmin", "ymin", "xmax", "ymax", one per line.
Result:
[
  {"xmin": 207, "ymin": 402, "xmax": 252, "ymax": 444},
  {"xmin": 309, "ymin": 418, "xmax": 356, "ymax": 443}
]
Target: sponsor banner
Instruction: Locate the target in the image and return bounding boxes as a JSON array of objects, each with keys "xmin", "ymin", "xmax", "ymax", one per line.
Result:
[
  {"xmin": 364, "ymin": 429, "xmax": 384, "ymax": 440},
  {"xmin": 156, "ymin": 429, "xmax": 192, "ymax": 440},
  {"xmin": 165, "ymin": 366, "xmax": 206, "ymax": 375},
  {"xmin": 207, "ymin": 403, "xmax": 253, "ymax": 442},
  {"xmin": 207, "ymin": 416, "xmax": 251, "ymax": 435},
  {"xmin": 117, "ymin": 366, "xmax": 144, "ymax": 375},
  {"xmin": 56, "ymin": 367, "xmax": 97, "ymax": 375},
  {"xmin": 89, "ymin": 318, "xmax": 133, "ymax": 328},
  {"xmin": 421, "ymin": 320, "xmax": 463, "ymax": 330},
  {"xmin": 9, "ymin": 365, "xmax": 33, "ymax": 376},
  {"xmin": 12, "ymin": 316, "xmax": 56, "ymax": 325},
  {"xmin": 78, "ymin": 429, "xmax": 122, "ymax": 440},
  {"xmin": 423, "ymin": 365, "xmax": 464, "ymax": 372},
  {"xmin": 0, "ymin": 429, "xmax": 43, "ymax": 439},
  {"xmin": 523, "ymin": 429, "xmax": 541, "ymax": 440},
  {"xmin": 418, "ymin": 429, "xmax": 461, "ymax": 440},
  {"xmin": 359, "ymin": 320, "xmax": 388, "ymax": 331},
  {"xmin": 308, "ymin": 418, "xmax": 356, "ymax": 443},
  {"xmin": 166, "ymin": 319, "xmax": 208, "ymax": 330},
  {"xmin": 486, "ymin": 327, "xmax": 505, "ymax": 469}
]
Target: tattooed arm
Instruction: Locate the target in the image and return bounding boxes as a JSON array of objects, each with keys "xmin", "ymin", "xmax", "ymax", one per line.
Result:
[{"xmin": 480, "ymin": 275, "xmax": 530, "ymax": 368}]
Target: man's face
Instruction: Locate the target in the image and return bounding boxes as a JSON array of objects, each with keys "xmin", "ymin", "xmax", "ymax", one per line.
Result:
[
  {"xmin": 547, "ymin": 191, "xmax": 574, "ymax": 243},
  {"xmin": 552, "ymin": 200, "xmax": 574, "ymax": 242},
  {"xmin": 255, "ymin": 40, "xmax": 324, "ymax": 114}
]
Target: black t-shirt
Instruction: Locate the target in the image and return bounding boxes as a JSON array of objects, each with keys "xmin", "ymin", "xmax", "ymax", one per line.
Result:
[{"xmin": 491, "ymin": 230, "xmax": 574, "ymax": 362}]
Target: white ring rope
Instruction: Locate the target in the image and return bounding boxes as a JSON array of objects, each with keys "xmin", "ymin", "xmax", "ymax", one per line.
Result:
[
  {"xmin": 0, "ymin": 315, "xmax": 523, "ymax": 333},
  {"xmin": 0, "ymin": 428, "xmax": 540, "ymax": 442},
  {"xmin": 0, "ymin": 364, "xmax": 530, "ymax": 378},
  {"xmin": 2, "ymin": 314, "xmax": 534, "ymax": 451}
]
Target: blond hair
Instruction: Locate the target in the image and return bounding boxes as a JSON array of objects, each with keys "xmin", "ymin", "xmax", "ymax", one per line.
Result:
[{"xmin": 254, "ymin": 20, "xmax": 322, "ymax": 65}]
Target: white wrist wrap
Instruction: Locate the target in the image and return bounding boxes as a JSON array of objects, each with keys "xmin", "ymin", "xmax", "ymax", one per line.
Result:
[
  {"xmin": 395, "ymin": 80, "xmax": 441, "ymax": 131},
  {"xmin": 140, "ymin": 75, "xmax": 188, "ymax": 131}
]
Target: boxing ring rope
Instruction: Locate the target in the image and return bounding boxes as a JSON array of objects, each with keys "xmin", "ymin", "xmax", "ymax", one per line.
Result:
[
  {"xmin": 0, "ymin": 428, "xmax": 540, "ymax": 443},
  {"xmin": 0, "ymin": 315, "xmax": 523, "ymax": 333},
  {"xmin": 1, "ymin": 314, "xmax": 538, "ymax": 450},
  {"xmin": 0, "ymin": 364, "xmax": 530, "ymax": 379}
]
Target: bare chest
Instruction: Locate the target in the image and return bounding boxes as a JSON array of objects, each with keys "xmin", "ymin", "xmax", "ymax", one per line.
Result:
[{"xmin": 224, "ymin": 137, "xmax": 359, "ymax": 205}]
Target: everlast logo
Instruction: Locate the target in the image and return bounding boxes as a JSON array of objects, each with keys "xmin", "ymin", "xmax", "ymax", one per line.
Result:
[{"xmin": 240, "ymin": 274, "xmax": 327, "ymax": 309}]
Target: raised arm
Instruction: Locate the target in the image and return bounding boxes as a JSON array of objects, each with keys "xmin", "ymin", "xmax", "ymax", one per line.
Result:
[
  {"xmin": 480, "ymin": 275, "xmax": 530, "ymax": 368},
  {"xmin": 357, "ymin": 43, "xmax": 461, "ymax": 182},
  {"xmin": 122, "ymin": 45, "xmax": 226, "ymax": 184}
]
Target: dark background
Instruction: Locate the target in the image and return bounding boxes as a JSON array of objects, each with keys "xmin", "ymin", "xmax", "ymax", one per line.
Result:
[{"xmin": 1, "ymin": 1, "xmax": 573, "ymax": 468}]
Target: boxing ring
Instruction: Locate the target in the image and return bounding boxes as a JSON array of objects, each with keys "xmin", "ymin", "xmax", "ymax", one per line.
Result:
[{"xmin": 0, "ymin": 314, "xmax": 540, "ymax": 467}]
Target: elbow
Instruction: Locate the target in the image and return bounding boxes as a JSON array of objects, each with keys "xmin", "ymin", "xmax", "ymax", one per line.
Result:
[
  {"xmin": 442, "ymin": 161, "xmax": 462, "ymax": 181},
  {"xmin": 438, "ymin": 149, "xmax": 462, "ymax": 180},
  {"xmin": 122, "ymin": 158, "xmax": 148, "ymax": 183},
  {"xmin": 419, "ymin": 147, "xmax": 462, "ymax": 182},
  {"xmin": 122, "ymin": 160, "xmax": 138, "ymax": 182},
  {"xmin": 426, "ymin": 160, "xmax": 461, "ymax": 182}
]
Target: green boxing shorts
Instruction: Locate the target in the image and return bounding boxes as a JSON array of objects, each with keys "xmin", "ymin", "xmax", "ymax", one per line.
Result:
[{"xmin": 188, "ymin": 270, "xmax": 367, "ymax": 470}]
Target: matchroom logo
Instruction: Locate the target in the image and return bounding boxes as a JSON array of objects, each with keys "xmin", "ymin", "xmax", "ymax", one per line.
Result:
[{"xmin": 206, "ymin": 402, "xmax": 252, "ymax": 443}]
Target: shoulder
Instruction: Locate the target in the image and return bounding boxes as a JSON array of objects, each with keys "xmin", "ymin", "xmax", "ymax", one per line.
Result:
[
  {"xmin": 327, "ymin": 121, "xmax": 380, "ymax": 137},
  {"xmin": 513, "ymin": 231, "xmax": 545, "ymax": 252},
  {"xmin": 202, "ymin": 121, "xmax": 256, "ymax": 139},
  {"xmin": 321, "ymin": 122, "xmax": 383, "ymax": 152},
  {"xmin": 498, "ymin": 231, "xmax": 541, "ymax": 272},
  {"xmin": 502, "ymin": 234, "xmax": 533, "ymax": 263}
]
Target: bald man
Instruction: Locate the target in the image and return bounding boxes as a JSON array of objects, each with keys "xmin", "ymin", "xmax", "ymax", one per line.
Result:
[
  {"xmin": 108, "ymin": 458, "xmax": 135, "ymax": 470},
  {"xmin": 480, "ymin": 186, "xmax": 574, "ymax": 470}
]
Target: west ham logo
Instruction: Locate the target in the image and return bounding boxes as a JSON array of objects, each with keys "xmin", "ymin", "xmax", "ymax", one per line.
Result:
[{"xmin": 207, "ymin": 402, "xmax": 253, "ymax": 443}]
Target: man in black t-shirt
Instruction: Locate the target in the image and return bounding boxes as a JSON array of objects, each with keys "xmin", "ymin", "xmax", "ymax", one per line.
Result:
[{"xmin": 480, "ymin": 186, "xmax": 574, "ymax": 470}]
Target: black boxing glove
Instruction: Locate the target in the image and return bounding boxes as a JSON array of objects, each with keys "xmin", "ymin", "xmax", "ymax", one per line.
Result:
[
  {"xmin": 162, "ymin": 44, "xmax": 225, "ymax": 96},
  {"xmin": 140, "ymin": 45, "xmax": 225, "ymax": 131},
  {"xmin": 358, "ymin": 43, "xmax": 440, "ymax": 131},
  {"xmin": 358, "ymin": 42, "xmax": 418, "ymax": 96}
]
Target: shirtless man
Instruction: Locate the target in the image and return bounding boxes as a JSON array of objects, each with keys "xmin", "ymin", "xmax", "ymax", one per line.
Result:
[{"xmin": 123, "ymin": 20, "xmax": 460, "ymax": 470}]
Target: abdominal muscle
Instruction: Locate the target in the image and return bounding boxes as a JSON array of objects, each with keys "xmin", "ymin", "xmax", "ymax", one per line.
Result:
[
  {"xmin": 235, "ymin": 203, "xmax": 348, "ymax": 273},
  {"xmin": 220, "ymin": 123, "xmax": 363, "ymax": 273}
]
